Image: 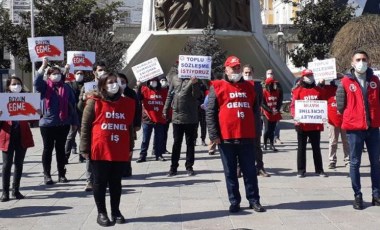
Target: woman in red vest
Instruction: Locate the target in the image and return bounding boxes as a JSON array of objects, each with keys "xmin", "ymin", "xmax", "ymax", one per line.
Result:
[
  {"xmin": 80, "ymin": 73, "xmax": 136, "ymax": 227},
  {"xmin": 0, "ymin": 76, "xmax": 35, "ymax": 202},
  {"xmin": 262, "ymin": 77, "xmax": 282, "ymax": 151},
  {"xmin": 290, "ymin": 69, "xmax": 327, "ymax": 178}
]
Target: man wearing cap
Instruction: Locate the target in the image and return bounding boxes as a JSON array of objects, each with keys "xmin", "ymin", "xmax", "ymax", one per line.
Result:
[
  {"xmin": 290, "ymin": 69, "xmax": 327, "ymax": 178},
  {"xmin": 336, "ymin": 50, "xmax": 380, "ymax": 210},
  {"xmin": 206, "ymin": 56, "xmax": 265, "ymax": 213}
]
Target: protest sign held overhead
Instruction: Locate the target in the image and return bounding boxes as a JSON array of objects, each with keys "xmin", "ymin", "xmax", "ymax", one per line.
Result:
[
  {"xmin": 132, "ymin": 57, "xmax": 164, "ymax": 82},
  {"xmin": 0, "ymin": 93, "xmax": 41, "ymax": 121},
  {"xmin": 178, "ymin": 55, "xmax": 212, "ymax": 79},
  {"xmin": 27, "ymin": 36, "xmax": 64, "ymax": 62},
  {"xmin": 308, "ymin": 58, "xmax": 337, "ymax": 81},
  {"xmin": 67, "ymin": 51, "xmax": 96, "ymax": 71},
  {"xmin": 294, "ymin": 100, "xmax": 327, "ymax": 124}
]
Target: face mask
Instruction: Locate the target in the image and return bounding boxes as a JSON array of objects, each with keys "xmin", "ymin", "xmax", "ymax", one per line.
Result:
[
  {"xmin": 97, "ymin": 71, "xmax": 105, "ymax": 78},
  {"xmin": 107, "ymin": 83, "xmax": 119, "ymax": 94},
  {"xmin": 266, "ymin": 74, "xmax": 273, "ymax": 79},
  {"xmin": 354, "ymin": 61, "xmax": 368, "ymax": 74},
  {"xmin": 303, "ymin": 76, "xmax": 315, "ymax": 84},
  {"xmin": 229, "ymin": 74, "xmax": 242, "ymax": 83},
  {"xmin": 160, "ymin": 80, "xmax": 168, "ymax": 87},
  {"xmin": 150, "ymin": 81, "xmax": 158, "ymax": 88},
  {"xmin": 75, "ymin": 74, "xmax": 84, "ymax": 82},
  {"xmin": 10, "ymin": 84, "xmax": 22, "ymax": 93},
  {"xmin": 119, "ymin": 83, "xmax": 127, "ymax": 91},
  {"xmin": 50, "ymin": 74, "xmax": 61, "ymax": 82},
  {"xmin": 243, "ymin": 75, "xmax": 253, "ymax": 81}
]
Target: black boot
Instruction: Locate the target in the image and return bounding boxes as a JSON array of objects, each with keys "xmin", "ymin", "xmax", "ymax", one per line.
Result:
[
  {"xmin": 1, "ymin": 190, "xmax": 9, "ymax": 202},
  {"xmin": 44, "ymin": 171, "xmax": 54, "ymax": 185},
  {"xmin": 353, "ymin": 194, "xmax": 363, "ymax": 210},
  {"xmin": 12, "ymin": 182, "xmax": 24, "ymax": 199}
]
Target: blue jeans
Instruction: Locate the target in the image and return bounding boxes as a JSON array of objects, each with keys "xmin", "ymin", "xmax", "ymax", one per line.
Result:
[
  {"xmin": 346, "ymin": 128, "xmax": 380, "ymax": 197},
  {"xmin": 274, "ymin": 122, "xmax": 280, "ymax": 138},
  {"xmin": 140, "ymin": 123, "xmax": 165, "ymax": 158},
  {"xmin": 219, "ymin": 142, "xmax": 260, "ymax": 205}
]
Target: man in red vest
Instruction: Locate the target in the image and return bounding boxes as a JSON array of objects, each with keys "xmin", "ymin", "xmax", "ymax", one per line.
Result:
[
  {"xmin": 336, "ymin": 50, "xmax": 380, "ymax": 210},
  {"xmin": 206, "ymin": 56, "xmax": 265, "ymax": 213}
]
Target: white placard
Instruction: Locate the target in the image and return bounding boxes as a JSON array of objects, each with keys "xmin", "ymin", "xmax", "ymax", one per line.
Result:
[
  {"xmin": 27, "ymin": 36, "xmax": 64, "ymax": 62},
  {"xmin": 84, "ymin": 82, "xmax": 98, "ymax": 93},
  {"xmin": 67, "ymin": 51, "xmax": 96, "ymax": 71},
  {"xmin": 178, "ymin": 55, "xmax": 212, "ymax": 79},
  {"xmin": 132, "ymin": 57, "xmax": 164, "ymax": 82},
  {"xmin": 374, "ymin": 70, "xmax": 380, "ymax": 78},
  {"xmin": 0, "ymin": 93, "xmax": 41, "ymax": 121},
  {"xmin": 294, "ymin": 100, "xmax": 327, "ymax": 124},
  {"xmin": 308, "ymin": 58, "xmax": 337, "ymax": 81}
]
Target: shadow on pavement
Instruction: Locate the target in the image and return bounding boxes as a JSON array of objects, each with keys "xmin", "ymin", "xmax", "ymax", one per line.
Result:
[
  {"xmin": 266, "ymin": 200, "xmax": 351, "ymax": 210},
  {"xmin": 124, "ymin": 179, "xmax": 221, "ymax": 188},
  {"xmin": 0, "ymin": 206, "xmax": 72, "ymax": 218}
]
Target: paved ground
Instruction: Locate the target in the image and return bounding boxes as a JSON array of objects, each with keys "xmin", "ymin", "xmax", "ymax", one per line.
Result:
[{"xmin": 1, "ymin": 120, "xmax": 380, "ymax": 230}]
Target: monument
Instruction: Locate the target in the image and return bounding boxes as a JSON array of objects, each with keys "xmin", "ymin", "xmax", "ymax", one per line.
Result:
[{"xmin": 123, "ymin": 0, "xmax": 294, "ymax": 94}]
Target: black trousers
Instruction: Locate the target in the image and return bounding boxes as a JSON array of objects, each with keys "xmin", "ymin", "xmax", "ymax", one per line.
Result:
[
  {"xmin": 92, "ymin": 161, "xmax": 125, "ymax": 214},
  {"xmin": 2, "ymin": 138, "xmax": 27, "ymax": 191},
  {"xmin": 296, "ymin": 129, "xmax": 324, "ymax": 174},
  {"xmin": 197, "ymin": 108, "xmax": 207, "ymax": 141},
  {"xmin": 263, "ymin": 116, "xmax": 277, "ymax": 145},
  {"xmin": 171, "ymin": 123, "xmax": 196, "ymax": 171},
  {"xmin": 40, "ymin": 125, "xmax": 70, "ymax": 177},
  {"xmin": 255, "ymin": 136, "xmax": 264, "ymax": 171}
]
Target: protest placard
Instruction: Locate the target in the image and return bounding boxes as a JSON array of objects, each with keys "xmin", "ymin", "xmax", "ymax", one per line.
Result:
[
  {"xmin": 84, "ymin": 82, "xmax": 98, "ymax": 93},
  {"xmin": 308, "ymin": 58, "xmax": 337, "ymax": 81},
  {"xmin": 294, "ymin": 100, "xmax": 327, "ymax": 124},
  {"xmin": 178, "ymin": 55, "xmax": 212, "ymax": 79},
  {"xmin": 0, "ymin": 93, "xmax": 41, "ymax": 121},
  {"xmin": 67, "ymin": 51, "xmax": 96, "ymax": 71},
  {"xmin": 27, "ymin": 36, "xmax": 64, "ymax": 62},
  {"xmin": 131, "ymin": 57, "xmax": 163, "ymax": 82}
]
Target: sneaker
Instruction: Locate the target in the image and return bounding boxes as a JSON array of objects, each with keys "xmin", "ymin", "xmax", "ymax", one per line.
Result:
[
  {"xmin": 201, "ymin": 140, "xmax": 207, "ymax": 146},
  {"xmin": 187, "ymin": 169, "xmax": 195, "ymax": 176},
  {"xmin": 167, "ymin": 170, "xmax": 177, "ymax": 177},
  {"xmin": 156, "ymin": 156, "xmax": 166, "ymax": 161},
  {"xmin": 328, "ymin": 162, "xmax": 336, "ymax": 169},
  {"xmin": 58, "ymin": 176, "xmax": 69, "ymax": 183},
  {"xmin": 44, "ymin": 175, "xmax": 54, "ymax": 185},
  {"xmin": 258, "ymin": 169, "xmax": 271, "ymax": 177},
  {"xmin": 317, "ymin": 172, "xmax": 328, "ymax": 177},
  {"xmin": 297, "ymin": 173, "xmax": 305, "ymax": 178},
  {"xmin": 229, "ymin": 204, "xmax": 240, "ymax": 213},
  {"xmin": 275, "ymin": 137, "xmax": 283, "ymax": 144},
  {"xmin": 84, "ymin": 182, "xmax": 93, "ymax": 192}
]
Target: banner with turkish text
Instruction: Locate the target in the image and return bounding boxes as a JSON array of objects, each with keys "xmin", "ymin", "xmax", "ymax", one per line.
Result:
[
  {"xmin": 67, "ymin": 51, "xmax": 96, "ymax": 71},
  {"xmin": 178, "ymin": 55, "xmax": 212, "ymax": 79},
  {"xmin": 0, "ymin": 93, "xmax": 41, "ymax": 121},
  {"xmin": 27, "ymin": 36, "xmax": 64, "ymax": 62},
  {"xmin": 132, "ymin": 57, "xmax": 164, "ymax": 82},
  {"xmin": 294, "ymin": 100, "xmax": 327, "ymax": 124}
]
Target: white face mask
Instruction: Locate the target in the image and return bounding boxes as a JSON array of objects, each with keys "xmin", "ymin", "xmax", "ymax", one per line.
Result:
[
  {"xmin": 50, "ymin": 74, "xmax": 61, "ymax": 82},
  {"xmin": 354, "ymin": 61, "xmax": 368, "ymax": 74},
  {"xmin": 229, "ymin": 74, "xmax": 242, "ymax": 83},
  {"xmin": 150, "ymin": 81, "xmax": 158, "ymax": 88},
  {"xmin": 75, "ymin": 74, "xmax": 84, "ymax": 82},
  {"xmin": 107, "ymin": 83, "xmax": 119, "ymax": 94},
  {"xmin": 97, "ymin": 71, "xmax": 105, "ymax": 78},
  {"xmin": 243, "ymin": 75, "xmax": 253, "ymax": 81},
  {"xmin": 160, "ymin": 80, "xmax": 168, "ymax": 87},
  {"xmin": 303, "ymin": 76, "xmax": 315, "ymax": 84},
  {"xmin": 10, "ymin": 84, "xmax": 22, "ymax": 93}
]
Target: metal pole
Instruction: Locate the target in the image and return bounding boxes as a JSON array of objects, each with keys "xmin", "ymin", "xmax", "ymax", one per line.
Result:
[{"xmin": 31, "ymin": 0, "xmax": 36, "ymax": 92}]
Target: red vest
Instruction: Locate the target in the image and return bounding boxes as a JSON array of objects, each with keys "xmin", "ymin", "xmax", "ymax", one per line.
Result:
[
  {"xmin": 291, "ymin": 86, "xmax": 325, "ymax": 131},
  {"xmin": 341, "ymin": 75, "xmax": 380, "ymax": 130},
  {"xmin": 262, "ymin": 89, "xmax": 282, "ymax": 122},
  {"xmin": 91, "ymin": 97, "xmax": 135, "ymax": 161},
  {"xmin": 141, "ymin": 86, "xmax": 167, "ymax": 124},
  {"xmin": 0, "ymin": 121, "xmax": 34, "ymax": 151},
  {"xmin": 324, "ymin": 85, "xmax": 342, "ymax": 127},
  {"xmin": 213, "ymin": 80, "xmax": 256, "ymax": 139}
]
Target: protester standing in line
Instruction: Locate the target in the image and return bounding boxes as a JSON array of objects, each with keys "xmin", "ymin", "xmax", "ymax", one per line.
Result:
[
  {"xmin": 337, "ymin": 50, "xmax": 380, "ymax": 210},
  {"xmin": 163, "ymin": 72, "xmax": 201, "ymax": 176},
  {"xmin": 241, "ymin": 64, "xmax": 270, "ymax": 177},
  {"xmin": 262, "ymin": 77, "xmax": 282, "ymax": 152},
  {"xmin": 290, "ymin": 69, "xmax": 327, "ymax": 178},
  {"xmin": 65, "ymin": 70, "xmax": 85, "ymax": 164},
  {"xmin": 206, "ymin": 56, "xmax": 265, "ymax": 213},
  {"xmin": 136, "ymin": 77, "xmax": 167, "ymax": 163},
  {"xmin": 78, "ymin": 61, "xmax": 106, "ymax": 191},
  {"xmin": 318, "ymin": 77, "xmax": 349, "ymax": 169},
  {"xmin": 34, "ymin": 58, "xmax": 79, "ymax": 185},
  {"xmin": 1, "ymin": 77, "xmax": 35, "ymax": 202},
  {"xmin": 80, "ymin": 73, "xmax": 135, "ymax": 226}
]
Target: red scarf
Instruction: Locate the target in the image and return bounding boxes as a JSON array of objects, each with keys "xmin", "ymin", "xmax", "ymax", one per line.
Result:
[{"xmin": 45, "ymin": 79, "xmax": 69, "ymax": 121}]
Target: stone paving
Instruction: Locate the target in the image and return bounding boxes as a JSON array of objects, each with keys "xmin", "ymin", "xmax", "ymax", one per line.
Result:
[{"xmin": 1, "ymin": 120, "xmax": 380, "ymax": 229}]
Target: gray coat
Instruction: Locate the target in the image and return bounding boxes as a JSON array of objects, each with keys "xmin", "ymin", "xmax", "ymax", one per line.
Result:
[{"xmin": 163, "ymin": 75, "xmax": 201, "ymax": 124}]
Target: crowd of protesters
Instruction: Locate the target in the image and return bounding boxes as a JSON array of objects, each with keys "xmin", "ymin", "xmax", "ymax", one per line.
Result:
[{"xmin": 1, "ymin": 50, "xmax": 380, "ymax": 226}]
